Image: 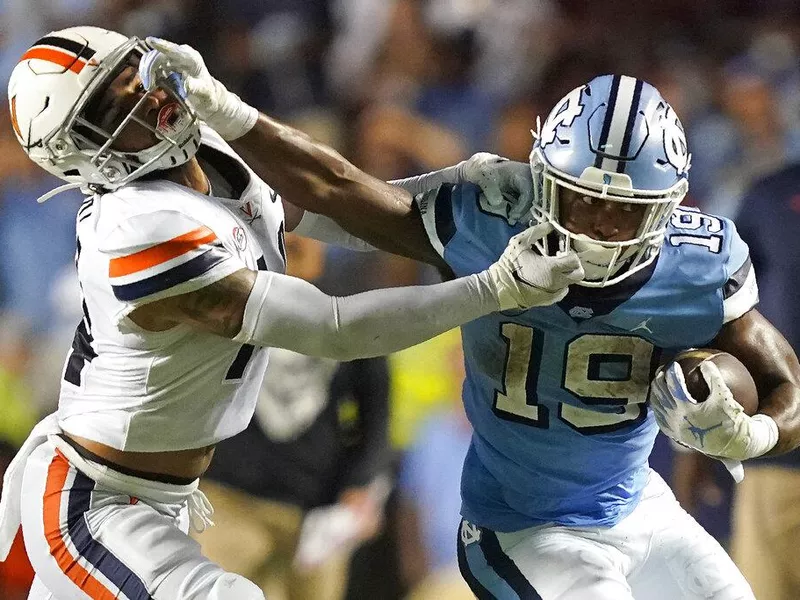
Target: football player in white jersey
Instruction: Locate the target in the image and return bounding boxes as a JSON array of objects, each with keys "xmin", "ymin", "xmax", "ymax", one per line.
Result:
[
  {"xmin": 141, "ymin": 39, "xmax": 800, "ymax": 600},
  {"xmin": 0, "ymin": 27, "xmax": 586, "ymax": 600}
]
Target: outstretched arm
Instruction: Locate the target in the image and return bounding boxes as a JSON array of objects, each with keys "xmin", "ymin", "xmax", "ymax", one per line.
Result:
[
  {"xmin": 139, "ymin": 39, "xmax": 534, "ymax": 264},
  {"xmin": 231, "ymin": 115, "xmax": 443, "ymax": 266},
  {"xmin": 128, "ymin": 225, "xmax": 583, "ymax": 360}
]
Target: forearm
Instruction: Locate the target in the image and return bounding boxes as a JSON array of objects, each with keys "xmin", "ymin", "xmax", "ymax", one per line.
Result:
[
  {"xmin": 230, "ymin": 115, "xmax": 440, "ymax": 263},
  {"xmin": 713, "ymin": 310, "xmax": 800, "ymax": 456},
  {"xmin": 756, "ymin": 383, "xmax": 800, "ymax": 455},
  {"xmin": 389, "ymin": 163, "xmax": 465, "ymax": 197},
  {"xmin": 292, "ymin": 211, "xmax": 376, "ymax": 252},
  {"xmin": 234, "ymin": 271, "xmax": 498, "ymax": 360}
]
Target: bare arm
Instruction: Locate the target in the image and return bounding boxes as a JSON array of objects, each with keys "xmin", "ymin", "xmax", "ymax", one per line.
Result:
[
  {"xmin": 230, "ymin": 115, "xmax": 445, "ymax": 267},
  {"xmin": 128, "ymin": 269, "xmax": 255, "ymax": 337},
  {"xmin": 711, "ymin": 309, "xmax": 800, "ymax": 455}
]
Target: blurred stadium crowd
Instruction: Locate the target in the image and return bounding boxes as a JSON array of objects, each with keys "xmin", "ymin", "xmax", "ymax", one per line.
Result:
[{"xmin": 0, "ymin": 1, "xmax": 799, "ymax": 598}]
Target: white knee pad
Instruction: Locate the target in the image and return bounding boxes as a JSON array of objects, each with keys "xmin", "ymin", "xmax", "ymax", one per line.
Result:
[{"xmin": 207, "ymin": 573, "xmax": 265, "ymax": 600}]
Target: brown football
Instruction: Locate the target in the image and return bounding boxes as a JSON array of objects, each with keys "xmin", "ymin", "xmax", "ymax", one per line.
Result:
[{"xmin": 670, "ymin": 349, "xmax": 759, "ymax": 415}]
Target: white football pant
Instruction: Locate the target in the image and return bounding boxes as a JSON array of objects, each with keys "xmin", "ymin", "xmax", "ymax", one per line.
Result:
[
  {"xmin": 457, "ymin": 470, "xmax": 754, "ymax": 600},
  {"xmin": 20, "ymin": 439, "xmax": 264, "ymax": 599}
]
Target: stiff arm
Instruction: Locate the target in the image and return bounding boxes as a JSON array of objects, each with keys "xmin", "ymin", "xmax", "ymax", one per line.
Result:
[{"xmin": 230, "ymin": 115, "xmax": 444, "ymax": 268}]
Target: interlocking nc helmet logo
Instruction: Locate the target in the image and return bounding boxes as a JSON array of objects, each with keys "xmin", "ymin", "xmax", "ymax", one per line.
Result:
[{"xmin": 461, "ymin": 521, "xmax": 482, "ymax": 546}]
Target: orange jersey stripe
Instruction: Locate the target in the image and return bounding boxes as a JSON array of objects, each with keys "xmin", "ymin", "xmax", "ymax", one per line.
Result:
[
  {"xmin": 43, "ymin": 450, "xmax": 117, "ymax": 600},
  {"xmin": 21, "ymin": 47, "xmax": 87, "ymax": 74},
  {"xmin": 108, "ymin": 226, "xmax": 218, "ymax": 278}
]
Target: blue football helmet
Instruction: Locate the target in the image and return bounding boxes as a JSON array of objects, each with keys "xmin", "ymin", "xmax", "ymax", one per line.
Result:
[{"xmin": 529, "ymin": 74, "xmax": 691, "ymax": 287}]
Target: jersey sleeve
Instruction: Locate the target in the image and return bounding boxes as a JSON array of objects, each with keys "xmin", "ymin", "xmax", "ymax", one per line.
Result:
[
  {"xmin": 98, "ymin": 209, "xmax": 246, "ymax": 310},
  {"xmin": 721, "ymin": 219, "xmax": 759, "ymax": 323},
  {"xmin": 414, "ymin": 183, "xmax": 521, "ymax": 275}
]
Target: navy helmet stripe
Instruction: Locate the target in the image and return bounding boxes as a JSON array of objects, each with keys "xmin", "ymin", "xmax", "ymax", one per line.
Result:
[
  {"xmin": 617, "ymin": 78, "xmax": 645, "ymax": 173},
  {"xmin": 594, "ymin": 74, "xmax": 621, "ymax": 168},
  {"xmin": 67, "ymin": 470, "xmax": 154, "ymax": 599},
  {"xmin": 599, "ymin": 76, "xmax": 639, "ymax": 172},
  {"xmin": 480, "ymin": 531, "xmax": 543, "ymax": 599},
  {"xmin": 32, "ymin": 35, "xmax": 96, "ymax": 61}
]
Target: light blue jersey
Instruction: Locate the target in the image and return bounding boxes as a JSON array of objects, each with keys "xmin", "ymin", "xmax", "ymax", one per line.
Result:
[{"xmin": 416, "ymin": 183, "xmax": 757, "ymax": 532}]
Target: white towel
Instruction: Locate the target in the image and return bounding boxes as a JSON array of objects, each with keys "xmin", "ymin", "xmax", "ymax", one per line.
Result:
[{"xmin": 0, "ymin": 412, "xmax": 60, "ymax": 561}]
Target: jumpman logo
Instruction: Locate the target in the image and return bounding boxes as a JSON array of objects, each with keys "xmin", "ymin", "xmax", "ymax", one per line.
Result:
[
  {"xmin": 683, "ymin": 417, "xmax": 723, "ymax": 448},
  {"xmin": 631, "ymin": 317, "xmax": 654, "ymax": 334}
]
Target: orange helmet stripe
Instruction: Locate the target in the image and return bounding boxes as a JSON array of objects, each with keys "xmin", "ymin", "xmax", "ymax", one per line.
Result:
[
  {"xmin": 20, "ymin": 47, "xmax": 88, "ymax": 74},
  {"xmin": 9, "ymin": 96, "xmax": 22, "ymax": 138}
]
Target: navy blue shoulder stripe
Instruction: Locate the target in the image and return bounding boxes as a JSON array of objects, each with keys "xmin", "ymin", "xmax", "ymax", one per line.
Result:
[{"xmin": 112, "ymin": 248, "xmax": 228, "ymax": 301}]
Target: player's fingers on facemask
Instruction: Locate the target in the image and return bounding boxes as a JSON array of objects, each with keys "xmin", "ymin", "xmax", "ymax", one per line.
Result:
[
  {"xmin": 515, "ymin": 222, "xmax": 553, "ymax": 245},
  {"xmin": 146, "ymin": 37, "xmax": 179, "ymax": 55},
  {"xmin": 553, "ymin": 252, "xmax": 583, "ymax": 276},
  {"xmin": 138, "ymin": 50, "xmax": 160, "ymax": 90},
  {"xmin": 146, "ymin": 37, "xmax": 201, "ymax": 74}
]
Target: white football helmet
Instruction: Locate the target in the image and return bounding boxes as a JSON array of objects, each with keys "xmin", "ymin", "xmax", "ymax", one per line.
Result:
[
  {"xmin": 530, "ymin": 74, "xmax": 691, "ymax": 287},
  {"xmin": 7, "ymin": 26, "xmax": 201, "ymax": 201}
]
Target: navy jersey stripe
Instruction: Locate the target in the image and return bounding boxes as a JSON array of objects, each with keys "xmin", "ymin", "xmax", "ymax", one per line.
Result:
[
  {"xmin": 226, "ymin": 344, "xmax": 255, "ymax": 380},
  {"xmin": 111, "ymin": 248, "xmax": 229, "ymax": 301},
  {"xmin": 617, "ymin": 79, "xmax": 644, "ymax": 173},
  {"xmin": 480, "ymin": 530, "xmax": 543, "ymax": 600},
  {"xmin": 32, "ymin": 35, "xmax": 96, "ymax": 60},
  {"xmin": 67, "ymin": 471, "xmax": 154, "ymax": 599},
  {"xmin": 594, "ymin": 74, "xmax": 621, "ymax": 168}
]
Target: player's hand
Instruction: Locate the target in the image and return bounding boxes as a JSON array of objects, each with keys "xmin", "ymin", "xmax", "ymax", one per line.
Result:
[
  {"xmin": 483, "ymin": 223, "xmax": 584, "ymax": 310},
  {"xmin": 650, "ymin": 361, "xmax": 778, "ymax": 462},
  {"xmin": 138, "ymin": 37, "xmax": 258, "ymax": 140},
  {"xmin": 461, "ymin": 153, "xmax": 533, "ymax": 226}
]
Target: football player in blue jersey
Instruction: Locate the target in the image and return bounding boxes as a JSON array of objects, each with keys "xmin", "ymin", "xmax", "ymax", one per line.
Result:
[{"xmin": 146, "ymin": 42, "xmax": 800, "ymax": 599}]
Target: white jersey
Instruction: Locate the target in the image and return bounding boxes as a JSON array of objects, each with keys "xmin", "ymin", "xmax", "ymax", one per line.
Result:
[{"xmin": 57, "ymin": 127, "xmax": 286, "ymax": 452}]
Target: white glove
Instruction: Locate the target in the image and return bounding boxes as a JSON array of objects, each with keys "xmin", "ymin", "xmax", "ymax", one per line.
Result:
[
  {"xmin": 480, "ymin": 223, "xmax": 584, "ymax": 310},
  {"xmin": 650, "ymin": 361, "xmax": 778, "ymax": 462},
  {"xmin": 460, "ymin": 153, "xmax": 534, "ymax": 226},
  {"xmin": 139, "ymin": 37, "xmax": 258, "ymax": 140}
]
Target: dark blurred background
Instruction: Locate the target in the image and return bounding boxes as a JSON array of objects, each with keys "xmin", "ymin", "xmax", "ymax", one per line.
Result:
[{"xmin": 0, "ymin": 1, "xmax": 799, "ymax": 598}]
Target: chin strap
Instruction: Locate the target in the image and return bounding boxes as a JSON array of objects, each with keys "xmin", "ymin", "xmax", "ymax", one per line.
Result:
[{"xmin": 36, "ymin": 182, "xmax": 86, "ymax": 204}]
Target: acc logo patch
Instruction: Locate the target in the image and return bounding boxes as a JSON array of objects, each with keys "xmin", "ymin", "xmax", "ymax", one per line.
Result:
[{"xmin": 232, "ymin": 226, "xmax": 247, "ymax": 252}]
